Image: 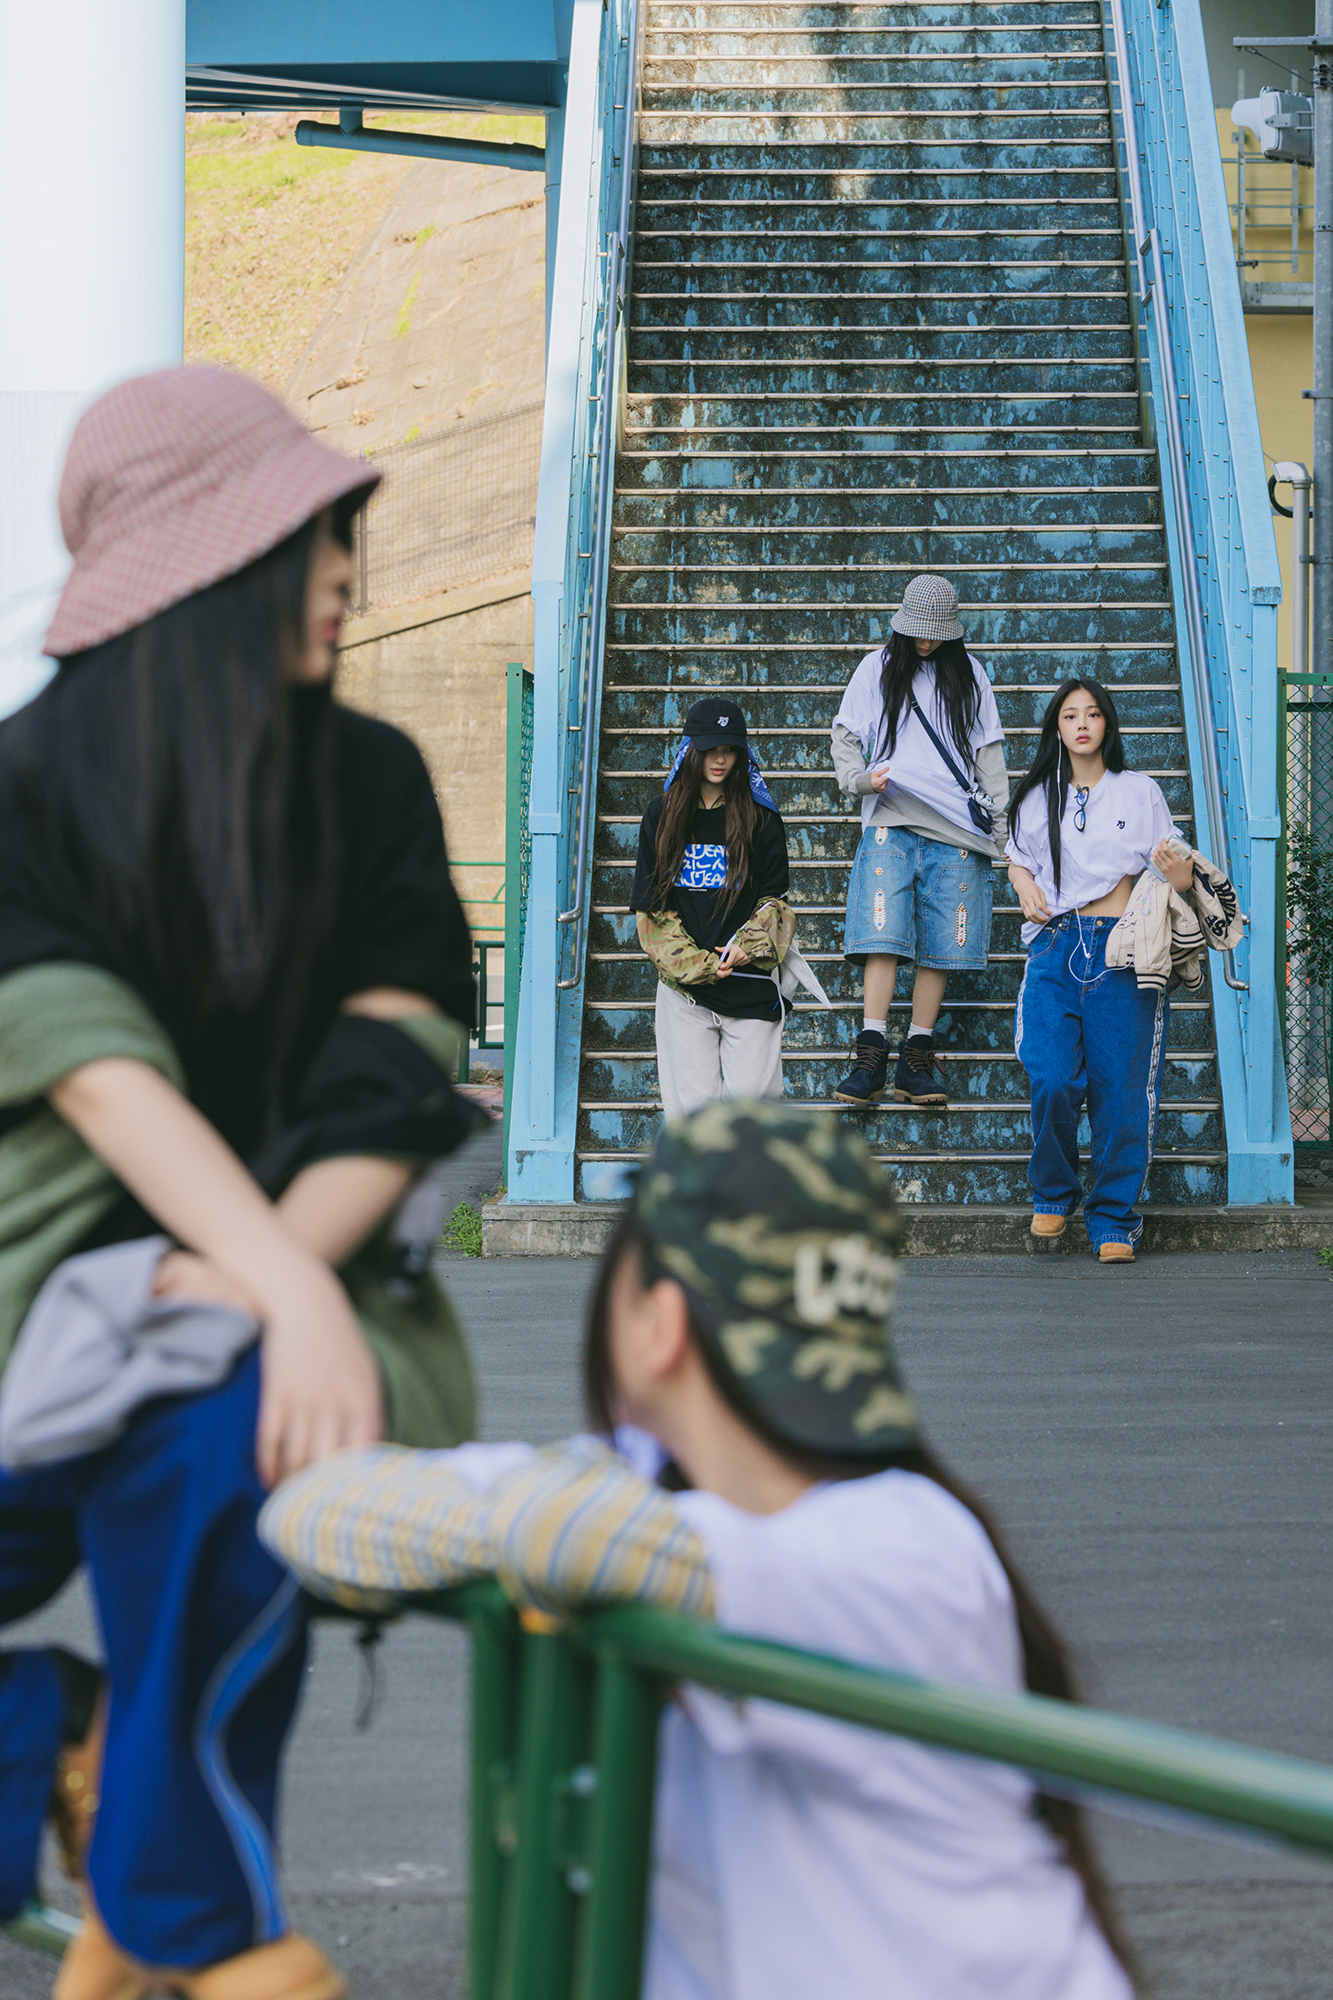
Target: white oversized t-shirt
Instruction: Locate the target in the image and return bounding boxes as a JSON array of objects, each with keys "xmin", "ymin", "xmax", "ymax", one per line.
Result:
[
  {"xmin": 1006, "ymin": 768, "xmax": 1181, "ymax": 945},
  {"xmin": 646, "ymin": 1473, "xmax": 1131, "ymax": 2000},
  {"xmin": 834, "ymin": 651, "xmax": 1005, "ymax": 836}
]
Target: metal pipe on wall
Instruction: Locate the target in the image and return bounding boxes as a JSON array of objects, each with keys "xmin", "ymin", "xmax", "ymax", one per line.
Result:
[{"xmin": 295, "ymin": 118, "xmax": 545, "ymax": 171}]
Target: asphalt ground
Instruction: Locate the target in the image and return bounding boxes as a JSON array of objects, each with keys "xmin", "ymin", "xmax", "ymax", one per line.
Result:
[{"xmin": 4, "ymin": 1204, "xmax": 1331, "ymax": 1997}]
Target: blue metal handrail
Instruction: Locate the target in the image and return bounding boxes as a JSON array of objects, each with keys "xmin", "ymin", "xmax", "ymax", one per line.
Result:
[
  {"xmin": 557, "ymin": 0, "xmax": 644, "ymax": 991},
  {"xmin": 1105, "ymin": 0, "xmax": 1293, "ymax": 1204},
  {"xmin": 508, "ymin": 0, "xmax": 644, "ymax": 1199}
]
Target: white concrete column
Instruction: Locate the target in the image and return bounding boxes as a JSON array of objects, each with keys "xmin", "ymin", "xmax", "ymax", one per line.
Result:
[{"xmin": 0, "ymin": 0, "xmax": 184, "ymax": 714}]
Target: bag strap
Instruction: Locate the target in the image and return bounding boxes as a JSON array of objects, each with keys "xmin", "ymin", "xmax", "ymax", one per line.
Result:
[{"xmin": 907, "ymin": 689, "xmax": 981, "ymax": 803}]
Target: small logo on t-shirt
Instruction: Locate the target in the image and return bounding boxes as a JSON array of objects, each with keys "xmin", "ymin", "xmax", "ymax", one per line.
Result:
[
  {"xmin": 1117, "ymin": 820, "xmax": 1126, "ymax": 829},
  {"xmin": 676, "ymin": 842, "xmax": 727, "ymax": 890}
]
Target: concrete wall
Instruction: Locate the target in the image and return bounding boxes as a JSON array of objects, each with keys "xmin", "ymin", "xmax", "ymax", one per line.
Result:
[
  {"xmin": 1247, "ymin": 315, "xmax": 1316, "ymax": 680},
  {"xmin": 1205, "ymin": 84, "xmax": 1315, "ymax": 680},
  {"xmin": 335, "ymin": 572, "xmax": 533, "ymax": 947}
]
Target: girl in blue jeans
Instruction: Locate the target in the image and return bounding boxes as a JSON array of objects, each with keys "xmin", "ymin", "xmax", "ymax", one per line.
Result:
[{"xmin": 1006, "ymin": 679, "xmax": 1196, "ymax": 1262}]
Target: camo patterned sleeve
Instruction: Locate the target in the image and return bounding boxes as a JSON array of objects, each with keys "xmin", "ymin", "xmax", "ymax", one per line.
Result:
[
  {"xmin": 735, "ymin": 897, "xmax": 795, "ymax": 972},
  {"xmin": 636, "ymin": 909, "xmax": 722, "ymax": 990}
]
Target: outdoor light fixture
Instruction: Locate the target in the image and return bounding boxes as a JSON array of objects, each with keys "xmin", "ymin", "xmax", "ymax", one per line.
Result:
[{"xmin": 1231, "ymin": 87, "xmax": 1314, "ymax": 162}]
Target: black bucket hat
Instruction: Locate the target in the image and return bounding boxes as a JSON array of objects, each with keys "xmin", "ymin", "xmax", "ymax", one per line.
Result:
[{"xmin": 682, "ymin": 694, "xmax": 749, "ymax": 754}]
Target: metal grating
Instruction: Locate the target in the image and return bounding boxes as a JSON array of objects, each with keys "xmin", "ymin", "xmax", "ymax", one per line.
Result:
[{"xmin": 1284, "ymin": 676, "xmax": 1333, "ymax": 1185}]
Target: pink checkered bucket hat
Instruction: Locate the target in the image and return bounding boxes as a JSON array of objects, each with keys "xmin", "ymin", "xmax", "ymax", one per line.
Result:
[
  {"xmin": 889, "ymin": 573, "xmax": 964, "ymax": 643},
  {"xmin": 44, "ymin": 365, "xmax": 380, "ymax": 658}
]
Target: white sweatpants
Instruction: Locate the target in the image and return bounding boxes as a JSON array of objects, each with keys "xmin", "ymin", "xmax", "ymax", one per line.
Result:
[{"xmin": 654, "ymin": 981, "xmax": 784, "ymax": 1120}]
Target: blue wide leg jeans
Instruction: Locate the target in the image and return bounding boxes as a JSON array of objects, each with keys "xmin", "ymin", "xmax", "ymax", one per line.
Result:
[
  {"xmin": 0, "ymin": 1348, "xmax": 306, "ymax": 1968},
  {"xmin": 1014, "ymin": 915, "xmax": 1169, "ymax": 1251}
]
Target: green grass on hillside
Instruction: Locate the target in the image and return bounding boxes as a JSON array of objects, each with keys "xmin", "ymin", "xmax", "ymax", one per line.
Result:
[{"xmin": 185, "ymin": 110, "xmax": 543, "ymax": 392}]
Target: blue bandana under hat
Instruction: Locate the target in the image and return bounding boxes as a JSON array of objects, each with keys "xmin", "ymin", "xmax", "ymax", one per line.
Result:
[{"xmin": 664, "ymin": 737, "xmax": 777, "ymax": 812}]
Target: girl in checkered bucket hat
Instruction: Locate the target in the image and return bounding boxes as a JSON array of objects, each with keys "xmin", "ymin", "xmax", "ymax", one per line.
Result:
[
  {"xmin": 0, "ymin": 367, "xmax": 485, "ymax": 1999},
  {"xmin": 830, "ymin": 574, "xmax": 1012, "ymax": 1110}
]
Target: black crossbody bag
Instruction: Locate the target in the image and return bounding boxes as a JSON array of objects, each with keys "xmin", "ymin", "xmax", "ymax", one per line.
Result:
[{"xmin": 907, "ymin": 691, "xmax": 994, "ymax": 837}]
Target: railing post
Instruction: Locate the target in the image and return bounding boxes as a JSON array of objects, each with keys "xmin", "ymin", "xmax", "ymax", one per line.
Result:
[
  {"xmin": 467, "ymin": 1593, "xmax": 524, "ymax": 2000},
  {"xmin": 572, "ymin": 1653, "xmax": 663, "ymax": 2000},
  {"xmin": 494, "ymin": 1622, "xmax": 590, "ymax": 2000}
]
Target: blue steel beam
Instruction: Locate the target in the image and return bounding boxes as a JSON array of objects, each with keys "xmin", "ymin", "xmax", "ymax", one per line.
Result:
[{"xmin": 187, "ymin": 0, "xmax": 561, "ymax": 65}]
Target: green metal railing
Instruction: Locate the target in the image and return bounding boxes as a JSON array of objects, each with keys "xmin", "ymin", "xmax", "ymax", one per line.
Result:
[
  {"xmin": 426, "ymin": 1587, "xmax": 1333, "ymax": 2000},
  {"xmin": 12, "ymin": 1584, "xmax": 1333, "ymax": 1988},
  {"xmin": 1281, "ymin": 671, "xmax": 1333, "ymax": 1185}
]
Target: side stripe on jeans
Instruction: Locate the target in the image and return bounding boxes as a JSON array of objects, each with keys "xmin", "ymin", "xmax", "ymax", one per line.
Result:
[
  {"xmin": 1135, "ymin": 985, "xmax": 1168, "ymax": 1211},
  {"xmin": 193, "ymin": 1573, "xmax": 303, "ymax": 1946},
  {"xmin": 1013, "ymin": 956, "xmax": 1031, "ymax": 1067}
]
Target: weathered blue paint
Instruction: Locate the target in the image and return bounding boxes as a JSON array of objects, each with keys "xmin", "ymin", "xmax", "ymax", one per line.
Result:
[
  {"xmin": 507, "ymin": 0, "xmax": 641, "ymax": 1201},
  {"xmin": 1108, "ymin": 0, "xmax": 1292, "ymax": 1204}
]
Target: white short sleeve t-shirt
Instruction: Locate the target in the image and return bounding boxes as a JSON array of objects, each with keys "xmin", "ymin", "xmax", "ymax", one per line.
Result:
[
  {"xmin": 834, "ymin": 651, "xmax": 1005, "ymax": 835},
  {"xmin": 1006, "ymin": 768, "xmax": 1182, "ymax": 945},
  {"xmin": 645, "ymin": 1472, "xmax": 1131, "ymax": 2000}
]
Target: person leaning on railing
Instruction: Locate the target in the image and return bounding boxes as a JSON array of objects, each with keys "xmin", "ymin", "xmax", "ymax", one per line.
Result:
[
  {"xmin": 262, "ymin": 1101, "xmax": 1135, "ymax": 2000},
  {"xmin": 0, "ymin": 368, "xmax": 483, "ymax": 2000}
]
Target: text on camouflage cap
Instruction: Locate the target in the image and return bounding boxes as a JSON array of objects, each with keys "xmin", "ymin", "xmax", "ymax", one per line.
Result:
[{"xmin": 636, "ymin": 1100, "xmax": 920, "ymax": 1458}]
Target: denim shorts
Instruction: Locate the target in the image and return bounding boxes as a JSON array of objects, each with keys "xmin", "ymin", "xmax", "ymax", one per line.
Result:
[{"xmin": 843, "ymin": 822, "xmax": 994, "ymax": 970}]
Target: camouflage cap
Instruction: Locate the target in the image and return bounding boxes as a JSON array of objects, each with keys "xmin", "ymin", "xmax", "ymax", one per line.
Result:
[{"xmin": 636, "ymin": 1099, "xmax": 919, "ymax": 1459}]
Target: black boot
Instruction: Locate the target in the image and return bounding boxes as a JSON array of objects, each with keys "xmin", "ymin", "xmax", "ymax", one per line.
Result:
[
  {"xmin": 893, "ymin": 1033, "xmax": 948, "ymax": 1105},
  {"xmin": 834, "ymin": 1030, "xmax": 888, "ymax": 1106}
]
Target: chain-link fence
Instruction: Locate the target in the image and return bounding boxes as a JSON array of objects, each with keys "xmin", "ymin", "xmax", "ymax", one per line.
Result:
[
  {"xmin": 1283, "ymin": 676, "xmax": 1333, "ymax": 1186},
  {"xmin": 353, "ymin": 400, "xmax": 543, "ymax": 612}
]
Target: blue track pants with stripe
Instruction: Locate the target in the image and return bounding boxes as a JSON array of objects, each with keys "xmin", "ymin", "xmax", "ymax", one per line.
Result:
[{"xmin": 0, "ymin": 1348, "xmax": 307, "ymax": 1967}]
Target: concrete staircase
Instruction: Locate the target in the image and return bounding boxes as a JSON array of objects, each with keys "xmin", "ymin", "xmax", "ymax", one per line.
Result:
[{"xmin": 576, "ymin": 0, "xmax": 1227, "ymax": 1207}]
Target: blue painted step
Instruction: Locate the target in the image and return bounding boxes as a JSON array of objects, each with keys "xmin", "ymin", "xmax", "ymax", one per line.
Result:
[{"xmin": 574, "ymin": 0, "xmax": 1226, "ymax": 1207}]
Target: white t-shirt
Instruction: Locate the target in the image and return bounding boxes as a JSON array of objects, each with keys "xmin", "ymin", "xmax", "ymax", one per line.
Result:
[
  {"xmin": 646, "ymin": 1473, "xmax": 1131, "ymax": 2000},
  {"xmin": 834, "ymin": 650, "xmax": 1005, "ymax": 836},
  {"xmin": 1006, "ymin": 767, "xmax": 1181, "ymax": 945}
]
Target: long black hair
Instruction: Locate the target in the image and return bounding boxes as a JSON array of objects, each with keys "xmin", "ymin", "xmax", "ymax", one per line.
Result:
[
  {"xmin": 0, "ymin": 507, "xmax": 354, "ymax": 1141},
  {"xmin": 649, "ymin": 741, "xmax": 759, "ymax": 922},
  {"xmin": 1007, "ymin": 679, "xmax": 1127, "ymax": 893},
  {"xmin": 585, "ymin": 1206, "xmax": 1133, "ymax": 1976},
  {"xmin": 874, "ymin": 632, "xmax": 983, "ymax": 767}
]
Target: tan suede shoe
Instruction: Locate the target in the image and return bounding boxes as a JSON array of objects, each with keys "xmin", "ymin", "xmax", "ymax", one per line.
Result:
[
  {"xmin": 171, "ymin": 1938, "xmax": 346, "ymax": 2000},
  {"xmin": 1029, "ymin": 1213, "xmax": 1066, "ymax": 1240},
  {"xmin": 52, "ymin": 1907, "xmax": 154, "ymax": 2000},
  {"xmin": 1098, "ymin": 1242, "xmax": 1135, "ymax": 1264}
]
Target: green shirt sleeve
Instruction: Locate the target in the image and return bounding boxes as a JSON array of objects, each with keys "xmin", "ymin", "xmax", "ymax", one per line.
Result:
[{"xmin": 0, "ymin": 963, "xmax": 185, "ymax": 1107}]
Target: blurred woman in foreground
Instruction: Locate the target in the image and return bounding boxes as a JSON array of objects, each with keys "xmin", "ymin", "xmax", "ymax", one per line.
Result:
[{"xmin": 0, "ymin": 366, "xmax": 479, "ymax": 2000}]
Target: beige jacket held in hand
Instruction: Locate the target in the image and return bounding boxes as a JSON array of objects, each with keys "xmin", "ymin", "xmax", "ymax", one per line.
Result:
[{"xmin": 1104, "ymin": 841, "xmax": 1243, "ymax": 995}]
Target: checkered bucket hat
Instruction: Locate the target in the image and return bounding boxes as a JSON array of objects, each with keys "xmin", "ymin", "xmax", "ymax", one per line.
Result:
[
  {"xmin": 890, "ymin": 573, "xmax": 964, "ymax": 643},
  {"xmin": 44, "ymin": 365, "xmax": 380, "ymax": 659}
]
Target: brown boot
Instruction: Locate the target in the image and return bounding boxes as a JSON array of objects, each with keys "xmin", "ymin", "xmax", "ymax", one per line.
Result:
[
  {"xmin": 1029, "ymin": 1213, "xmax": 1066, "ymax": 1240},
  {"xmin": 1098, "ymin": 1242, "xmax": 1135, "ymax": 1264},
  {"xmin": 171, "ymin": 1938, "xmax": 346, "ymax": 2000},
  {"xmin": 52, "ymin": 1906, "xmax": 154, "ymax": 2000}
]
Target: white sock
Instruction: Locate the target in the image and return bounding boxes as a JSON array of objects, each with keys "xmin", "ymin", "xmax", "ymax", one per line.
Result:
[
  {"xmin": 862, "ymin": 1015, "xmax": 887, "ymax": 1036},
  {"xmin": 908, "ymin": 1021, "xmax": 933, "ymax": 1041}
]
